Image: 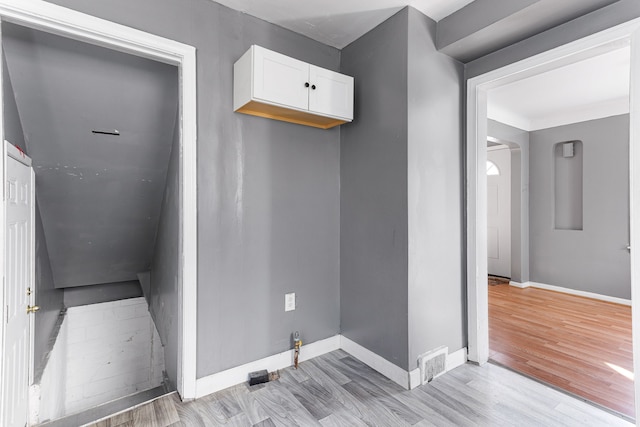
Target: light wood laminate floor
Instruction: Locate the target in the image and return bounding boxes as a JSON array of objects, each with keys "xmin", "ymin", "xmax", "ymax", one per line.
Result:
[
  {"xmin": 489, "ymin": 283, "xmax": 634, "ymax": 418},
  {"xmin": 89, "ymin": 349, "xmax": 631, "ymax": 426}
]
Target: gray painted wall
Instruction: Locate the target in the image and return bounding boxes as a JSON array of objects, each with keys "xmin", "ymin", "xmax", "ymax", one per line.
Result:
[
  {"xmin": 3, "ymin": 23, "xmax": 179, "ymax": 289},
  {"xmin": 3, "ymin": 55, "xmax": 25, "ymax": 152},
  {"xmin": 437, "ymin": 0, "xmax": 538, "ymax": 61},
  {"xmin": 45, "ymin": 0, "xmax": 342, "ymax": 376},
  {"xmin": 33, "ymin": 200, "xmax": 63, "ymax": 369},
  {"xmin": 138, "ymin": 271, "xmax": 151, "ymax": 303},
  {"xmin": 340, "ymin": 9, "xmax": 409, "ymax": 370},
  {"xmin": 438, "ymin": 0, "xmax": 617, "ymax": 63},
  {"xmin": 340, "ymin": 6, "xmax": 467, "ymax": 371},
  {"xmin": 487, "ymin": 120, "xmax": 530, "ymax": 283},
  {"xmin": 63, "ymin": 280, "xmax": 142, "ymax": 307},
  {"xmin": 466, "ymin": 0, "xmax": 640, "ymax": 78},
  {"xmin": 150, "ymin": 111, "xmax": 180, "ymax": 387},
  {"xmin": 406, "ymin": 8, "xmax": 465, "ymax": 368},
  {"xmin": 529, "ymin": 115, "xmax": 630, "ymax": 299}
]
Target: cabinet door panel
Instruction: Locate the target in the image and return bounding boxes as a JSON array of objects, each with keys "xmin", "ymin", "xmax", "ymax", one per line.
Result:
[
  {"xmin": 308, "ymin": 65, "xmax": 353, "ymax": 120},
  {"xmin": 253, "ymin": 46, "xmax": 309, "ymax": 111}
]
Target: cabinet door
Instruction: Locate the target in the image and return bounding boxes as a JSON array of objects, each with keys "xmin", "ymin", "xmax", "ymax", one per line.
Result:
[
  {"xmin": 308, "ymin": 65, "xmax": 353, "ymax": 120},
  {"xmin": 253, "ymin": 46, "xmax": 310, "ymax": 111}
]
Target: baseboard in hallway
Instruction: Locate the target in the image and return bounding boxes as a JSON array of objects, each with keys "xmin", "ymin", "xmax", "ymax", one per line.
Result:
[
  {"xmin": 37, "ymin": 386, "xmax": 172, "ymax": 427},
  {"xmin": 488, "ymin": 275, "xmax": 510, "ymax": 286},
  {"xmin": 522, "ymin": 281, "xmax": 631, "ymax": 306}
]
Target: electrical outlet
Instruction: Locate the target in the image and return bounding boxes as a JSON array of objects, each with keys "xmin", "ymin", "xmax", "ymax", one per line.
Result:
[{"xmin": 285, "ymin": 293, "xmax": 296, "ymax": 311}]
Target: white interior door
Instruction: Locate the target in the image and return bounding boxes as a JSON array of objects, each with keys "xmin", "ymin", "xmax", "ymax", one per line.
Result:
[
  {"xmin": 487, "ymin": 146, "xmax": 511, "ymax": 278},
  {"xmin": 2, "ymin": 142, "xmax": 33, "ymax": 427}
]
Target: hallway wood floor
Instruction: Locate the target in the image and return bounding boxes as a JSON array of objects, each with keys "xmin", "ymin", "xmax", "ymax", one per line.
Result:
[
  {"xmin": 489, "ymin": 283, "xmax": 634, "ymax": 418},
  {"xmin": 88, "ymin": 349, "xmax": 630, "ymax": 427}
]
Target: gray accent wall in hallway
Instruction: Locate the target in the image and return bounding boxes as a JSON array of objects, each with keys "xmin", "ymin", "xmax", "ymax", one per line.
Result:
[
  {"xmin": 150, "ymin": 111, "xmax": 180, "ymax": 387},
  {"xmin": 3, "ymin": 56, "xmax": 25, "ymax": 152},
  {"xmin": 45, "ymin": 0, "xmax": 342, "ymax": 377},
  {"xmin": 529, "ymin": 115, "xmax": 630, "ymax": 299},
  {"xmin": 406, "ymin": 7, "xmax": 465, "ymax": 369},
  {"xmin": 340, "ymin": 9, "xmax": 409, "ymax": 370},
  {"xmin": 340, "ymin": 7, "xmax": 466, "ymax": 371},
  {"xmin": 437, "ymin": 0, "xmax": 616, "ymax": 63},
  {"xmin": 33, "ymin": 195, "xmax": 63, "ymax": 368},
  {"xmin": 466, "ymin": 0, "xmax": 640, "ymax": 78}
]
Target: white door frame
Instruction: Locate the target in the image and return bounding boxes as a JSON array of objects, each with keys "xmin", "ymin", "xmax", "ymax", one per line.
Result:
[
  {"xmin": 0, "ymin": 0, "xmax": 198, "ymax": 400},
  {"xmin": 467, "ymin": 17, "xmax": 640, "ymax": 416}
]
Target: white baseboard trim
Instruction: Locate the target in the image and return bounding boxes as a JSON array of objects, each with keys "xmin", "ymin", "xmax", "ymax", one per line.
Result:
[
  {"xmin": 195, "ymin": 336, "xmax": 469, "ymax": 399},
  {"xmin": 512, "ymin": 281, "xmax": 631, "ymax": 306},
  {"xmin": 340, "ymin": 335, "xmax": 411, "ymax": 389},
  {"xmin": 195, "ymin": 335, "xmax": 340, "ymax": 398},
  {"xmin": 509, "ymin": 281, "xmax": 529, "ymax": 288},
  {"xmin": 408, "ymin": 368, "xmax": 421, "ymax": 389},
  {"xmin": 446, "ymin": 347, "xmax": 468, "ymax": 372}
]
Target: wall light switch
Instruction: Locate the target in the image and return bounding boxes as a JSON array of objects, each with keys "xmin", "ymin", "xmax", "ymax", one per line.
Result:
[{"xmin": 285, "ymin": 293, "xmax": 296, "ymax": 312}]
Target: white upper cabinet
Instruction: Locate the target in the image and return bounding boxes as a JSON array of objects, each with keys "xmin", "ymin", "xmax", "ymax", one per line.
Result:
[
  {"xmin": 308, "ymin": 65, "xmax": 354, "ymax": 120},
  {"xmin": 234, "ymin": 45, "xmax": 354, "ymax": 129},
  {"xmin": 253, "ymin": 47, "xmax": 309, "ymax": 111}
]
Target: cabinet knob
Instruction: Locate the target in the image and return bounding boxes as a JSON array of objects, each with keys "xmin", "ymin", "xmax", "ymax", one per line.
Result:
[
  {"xmin": 304, "ymin": 82, "xmax": 310, "ymax": 88},
  {"xmin": 311, "ymin": 85, "xmax": 316, "ymax": 90}
]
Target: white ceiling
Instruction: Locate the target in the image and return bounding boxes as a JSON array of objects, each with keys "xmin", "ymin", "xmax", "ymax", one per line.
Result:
[
  {"xmin": 488, "ymin": 45, "xmax": 630, "ymax": 131},
  {"xmin": 212, "ymin": 0, "xmax": 474, "ymax": 49}
]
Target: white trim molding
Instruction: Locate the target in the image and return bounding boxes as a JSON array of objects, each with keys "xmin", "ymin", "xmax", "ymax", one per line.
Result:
[
  {"xmin": 630, "ymin": 22, "xmax": 640, "ymax": 423},
  {"xmin": 446, "ymin": 347, "xmax": 468, "ymax": 372},
  {"xmin": 195, "ymin": 336, "xmax": 341, "ymax": 399},
  {"xmin": 340, "ymin": 336, "xmax": 411, "ymax": 389},
  {"xmin": 0, "ymin": 0, "xmax": 198, "ymax": 400},
  {"xmin": 408, "ymin": 369, "xmax": 421, "ymax": 390},
  {"xmin": 467, "ymin": 17, "xmax": 640, "ymax": 365},
  {"xmin": 339, "ymin": 337, "xmax": 467, "ymax": 391},
  {"xmin": 512, "ymin": 281, "xmax": 632, "ymax": 306},
  {"xmin": 6, "ymin": 140, "xmax": 31, "ymax": 166},
  {"xmin": 467, "ymin": 16, "xmax": 640, "ymax": 418},
  {"xmin": 508, "ymin": 281, "xmax": 528, "ymax": 288},
  {"xmin": 196, "ymin": 335, "xmax": 468, "ymax": 398}
]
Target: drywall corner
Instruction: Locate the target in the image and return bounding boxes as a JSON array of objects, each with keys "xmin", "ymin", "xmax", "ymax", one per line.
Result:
[{"xmin": 407, "ymin": 6, "xmax": 466, "ymax": 367}]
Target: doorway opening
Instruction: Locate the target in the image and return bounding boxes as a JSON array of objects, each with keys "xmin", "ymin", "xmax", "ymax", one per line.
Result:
[
  {"xmin": 0, "ymin": 2, "xmax": 197, "ymax": 426},
  {"xmin": 486, "ymin": 143, "xmax": 513, "ymax": 282},
  {"xmin": 484, "ymin": 42, "xmax": 634, "ymax": 419},
  {"xmin": 467, "ymin": 17, "xmax": 640, "ymax": 421},
  {"xmin": 2, "ymin": 19, "xmax": 183, "ymax": 422}
]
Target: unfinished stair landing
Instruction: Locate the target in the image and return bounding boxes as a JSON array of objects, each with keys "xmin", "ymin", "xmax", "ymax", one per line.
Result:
[{"xmin": 37, "ymin": 386, "xmax": 173, "ymax": 427}]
